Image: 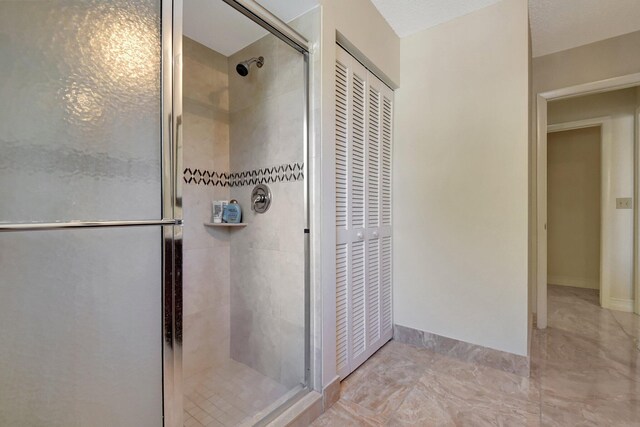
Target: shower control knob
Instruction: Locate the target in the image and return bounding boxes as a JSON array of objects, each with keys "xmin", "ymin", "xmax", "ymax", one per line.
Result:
[{"xmin": 251, "ymin": 184, "xmax": 272, "ymax": 214}]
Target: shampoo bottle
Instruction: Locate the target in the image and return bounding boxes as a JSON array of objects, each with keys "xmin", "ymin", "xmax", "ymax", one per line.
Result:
[{"xmin": 222, "ymin": 199, "xmax": 242, "ymax": 223}]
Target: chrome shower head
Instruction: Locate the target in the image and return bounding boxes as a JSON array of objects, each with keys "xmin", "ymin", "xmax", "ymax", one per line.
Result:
[{"xmin": 236, "ymin": 56, "xmax": 264, "ymax": 76}]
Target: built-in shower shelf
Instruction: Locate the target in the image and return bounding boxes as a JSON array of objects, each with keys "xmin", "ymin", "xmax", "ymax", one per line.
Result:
[{"xmin": 204, "ymin": 222, "xmax": 247, "ymax": 228}]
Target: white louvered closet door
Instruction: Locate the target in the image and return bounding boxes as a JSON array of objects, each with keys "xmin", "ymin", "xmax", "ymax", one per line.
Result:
[{"xmin": 336, "ymin": 45, "xmax": 393, "ymax": 380}]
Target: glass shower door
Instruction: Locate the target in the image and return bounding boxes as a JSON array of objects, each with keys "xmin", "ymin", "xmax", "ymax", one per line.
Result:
[{"xmin": 0, "ymin": 1, "xmax": 176, "ymax": 426}]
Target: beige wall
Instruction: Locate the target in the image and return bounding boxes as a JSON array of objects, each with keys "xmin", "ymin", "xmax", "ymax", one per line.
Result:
[
  {"xmin": 547, "ymin": 127, "xmax": 601, "ymax": 290},
  {"xmin": 316, "ymin": 0, "xmax": 400, "ymax": 387},
  {"xmin": 533, "ymin": 30, "xmax": 640, "ymax": 94},
  {"xmin": 548, "ymin": 89, "xmax": 636, "ymax": 301},
  {"xmin": 319, "ymin": 0, "xmax": 400, "ymax": 87},
  {"xmin": 394, "ymin": 0, "xmax": 530, "ymax": 356}
]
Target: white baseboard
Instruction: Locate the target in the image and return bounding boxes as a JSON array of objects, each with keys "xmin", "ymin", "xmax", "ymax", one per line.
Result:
[
  {"xmin": 548, "ymin": 275, "xmax": 599, "ymax": 290},
  {"xmin": 607, "ymin": 297, "xmax": 634, "ymax": 313}
]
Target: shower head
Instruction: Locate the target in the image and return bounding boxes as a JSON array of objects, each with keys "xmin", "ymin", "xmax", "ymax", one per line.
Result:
[{"xmin": 236, "ymin": 56, "xmax": 264, "ymax": 76}]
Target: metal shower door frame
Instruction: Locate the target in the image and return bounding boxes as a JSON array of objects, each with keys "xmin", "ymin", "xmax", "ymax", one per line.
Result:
[
  {"xmin": 167, "ymin": 0, "xmax": 313, "ymax": 425},
  {"xmin": 162, "ymin": 1, "xmax": 182, "ymax": 426}
]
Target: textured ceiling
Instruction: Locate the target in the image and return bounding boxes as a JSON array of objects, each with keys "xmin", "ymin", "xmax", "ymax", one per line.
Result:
[
  {"xmin": 529, "ymin": 0, "xmax": 640, "ymax": 57},
  {"xmin": 370, "ymin": 0, "xmax": 502, "ymax": 38},
  {"xmin": 184, "ymin": 0, "xmax": 317, "ymax": 56},
  {"xmin": 185, "ymin": 0, "xmax": 640, "ymax": 59}
]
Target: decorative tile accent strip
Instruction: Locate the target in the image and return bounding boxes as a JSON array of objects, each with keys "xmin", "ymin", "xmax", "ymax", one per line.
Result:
[
  {"xmin": 183, "ymin": 169, "xmax": 229, "ymax": 186},
  {"xmin": 183, "ymin": 162, "xmax": 304, "ymax": 187},
  {"xmin": 229, "ymin": 162, "xmax": 304, "ymax": 187},
  {"xmin": 394, "ymin": 324, "xmax": 531, "ymax": 377}
]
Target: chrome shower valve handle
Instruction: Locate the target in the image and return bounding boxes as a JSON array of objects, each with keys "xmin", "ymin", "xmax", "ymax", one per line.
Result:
[{"xmin": 251, "ymin": 184, "xmax": 272, "ymax": 213}]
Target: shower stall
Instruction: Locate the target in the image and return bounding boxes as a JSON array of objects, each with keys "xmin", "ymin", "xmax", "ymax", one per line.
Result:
[{"xmin": 0, "ymin": 0, "xmax": 315, "ymax": 425}]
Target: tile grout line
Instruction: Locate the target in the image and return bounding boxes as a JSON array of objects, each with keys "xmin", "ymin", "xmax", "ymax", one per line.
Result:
[
  {"xmin": 538, "ymin": 356, "xmax": 543, "ymax": 426},
  {"xmin": 534, "ymin": 328, "xmax": 544, "ymax": 426},
  {"xmin": 607, "ymin": 309, "xmax": 640, "ymax": 352},
  {"xmin": 382, "ymin": 380, "xmax": 420, "ymax": 425}
]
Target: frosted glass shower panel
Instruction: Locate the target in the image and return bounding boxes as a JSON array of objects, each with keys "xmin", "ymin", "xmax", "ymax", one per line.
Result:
[
  {"xmin": 0, "ymin": 227, "xmax": 163, "ymax": 427},
  {"xmin": 0, "ymin": 0, "xmax": 163, "ymax": 222}
]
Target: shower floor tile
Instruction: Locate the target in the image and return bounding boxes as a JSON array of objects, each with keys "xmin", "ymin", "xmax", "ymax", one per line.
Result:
[{"xmin": 183, "ymin": 358, "xmax": 289, "ymax": 426}]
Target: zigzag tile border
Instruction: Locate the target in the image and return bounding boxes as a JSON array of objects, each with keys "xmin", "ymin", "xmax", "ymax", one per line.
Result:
[{"xmin": 183, "ymin": 162, "xmax": 304, "ymax": 187}]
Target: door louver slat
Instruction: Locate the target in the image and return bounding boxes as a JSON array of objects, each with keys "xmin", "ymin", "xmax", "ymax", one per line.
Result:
[
  {"xmin": 381, "ymin": 236, "xmax": 393, "ymax": 334},
  {"xmin": 336, "ymin": 243, "xmax": 349, "ymax": 373},
  {"xmin": 367, "ymin": 239, "xmax": 380, "ymax": 344},
  {"xmin": 351, "ymin": 73, "xmax": 366, "ymax": 229},
  {"xmin": 351, "ymin": 241, "xmax": 366, "ymax": 358},
  {"xmin": 368, "ymin": 87, "xmax": 380, "ymax": 228},
  {"xmin": 336, "ymin": 61, "xmax": 349, "ymax": 229},
  {"xmin": 382, "ymin": 96, "xmax": 392, "ymax": 226}
]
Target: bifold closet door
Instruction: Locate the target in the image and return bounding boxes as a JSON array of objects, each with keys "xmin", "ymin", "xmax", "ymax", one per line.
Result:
[
  {"xmin": 335, "ymin": 45, "xmax": 393, "ymax": 380},
  {"xmin": 366, "ymin": 66, "xmax": 394, "ymax": 358}
]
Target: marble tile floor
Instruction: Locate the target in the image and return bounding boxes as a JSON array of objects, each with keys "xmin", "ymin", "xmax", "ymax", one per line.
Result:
[
  {"xmin": 183, "ymin": 358, "xmax": 289, "ymax": 427},
  {"xmin": 313, "ymin": 285, "xmax": 640, "ymax": 426}
]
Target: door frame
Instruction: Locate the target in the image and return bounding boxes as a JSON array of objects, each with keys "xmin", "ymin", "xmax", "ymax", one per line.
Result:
[
  {"xmin": 546, "ymin": 117, "xmax": 612, "ymax": 309},
  {"xmin": 536, "ymin": 72, "xmax": 640, "ymax": 328},
  {"xmin": 170, "ymin": 1, "xmax": 314, "ymax": 425},
  {"xmin": 635, "ymin": 105, "xmax": 640, "ymax": 315}
]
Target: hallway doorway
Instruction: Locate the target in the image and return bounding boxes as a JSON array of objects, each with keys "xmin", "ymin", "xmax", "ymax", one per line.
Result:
[
  {"xmin": 547, "ymin": 123, "xmax": 603, "ymax": 303},
  {"xmin": 536, "ymin": 76, "xmax": 640, "ymax": 328}
]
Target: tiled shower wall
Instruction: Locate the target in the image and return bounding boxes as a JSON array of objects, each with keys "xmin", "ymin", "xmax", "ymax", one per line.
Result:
[
  {"xmin": 227, "ymin": 29, "xmax": 306, "ymax": 388},
  {"xmin": 182, "ymin": 37, "xmax": 231, "ymax": 379}
]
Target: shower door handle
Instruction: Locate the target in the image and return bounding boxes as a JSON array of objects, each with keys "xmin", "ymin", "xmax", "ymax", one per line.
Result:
[{"xmin": 0, "ymin": 219, "xmax": 181, "ymax": 232}]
